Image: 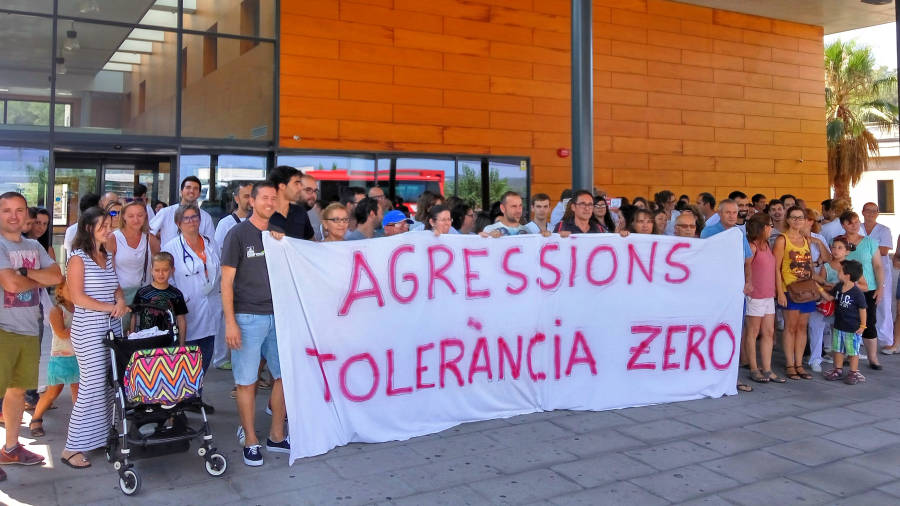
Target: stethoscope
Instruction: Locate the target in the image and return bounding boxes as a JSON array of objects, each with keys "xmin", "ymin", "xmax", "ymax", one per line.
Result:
[{"xmin": 179, "ymin": 234, "xmax": 210, "ymax": 283}]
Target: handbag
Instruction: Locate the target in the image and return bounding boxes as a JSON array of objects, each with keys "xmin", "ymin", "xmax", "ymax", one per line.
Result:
[
  {"xmin": 817, "ymin": 299, "xmax": 835, "ymax": 316},
  {"xmin": 787, "ymin": 279, "xmax": 820, "ymax": 303}
]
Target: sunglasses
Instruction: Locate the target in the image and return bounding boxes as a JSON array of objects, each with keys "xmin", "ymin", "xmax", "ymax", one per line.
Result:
[{"xmin": 108, "ymin": 210, "xmax": 120, "ymax": 217}]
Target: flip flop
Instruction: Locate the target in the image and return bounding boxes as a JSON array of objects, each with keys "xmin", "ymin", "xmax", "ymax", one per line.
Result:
[
  {"xmin": 737, "ymin": 382, "xmax": 753, "ymax": 392},
  {"xmin": 60, "ymin": 452, "xmax": 91, "ymax": 469},
  {"xmin": 749, "ymin": 369, "xmax": 769, "ymax": 383},
  {"xmin": 763, "ymin": 370, "xmax": 787, "ymax": 383}
]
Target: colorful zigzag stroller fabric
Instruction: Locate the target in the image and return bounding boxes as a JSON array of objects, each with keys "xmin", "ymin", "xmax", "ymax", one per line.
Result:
[{"xmin": 123, "ymin": 346, "xmax": 203, "ymax": 408}]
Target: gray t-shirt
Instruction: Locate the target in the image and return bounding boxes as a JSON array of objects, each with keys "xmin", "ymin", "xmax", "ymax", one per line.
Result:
[
  {"xmin": 0, "ymin": 236, "xmax": 54, "ymax": 336},
  {"xmin": 221, "ymin": 220, "xmax": 273, "ymax": 315}
]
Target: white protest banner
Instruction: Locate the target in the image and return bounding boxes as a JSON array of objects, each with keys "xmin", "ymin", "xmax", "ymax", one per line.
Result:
[{"xmin": 264, "ymin": 229, "xmax": 745, "ymax": 464}]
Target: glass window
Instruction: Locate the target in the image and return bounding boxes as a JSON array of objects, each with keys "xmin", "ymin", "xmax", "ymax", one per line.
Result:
[
  {"xmin": 59, "ymin": 0, "xmax": 179, "ymax": 29},
  {"xmin": 55, "ymin": 22, "xmax": 176, "ymax": 136},
  {"xmin": 183, "ymin": 0, "xmax": 275, "ymax": 38},
  {"xmin": 0, "ymin": 147, "xmax": 50, "ymax": 209},
  {"xmin": 394, "ymin": 157, "xmax": 453, "ymax": 209},
  {"xmin": 2, "ymin": 1, "xmax": 52, "ymax": 14},
  {"xmin": 878, "ymin": 179, "xmax": 895, "ymax": 214},
  {"xmin": 213, "ymin": 154, "xmax": 266, "ymax": 218},
  {"xmin": 278, "ymin": 154, "xmax": 375, "ymax": 203},
  {"xmin": 178, "ymin": 154, "xmax": 211, "ymax": 203},
  {"xmin": 456, "ymin": 158, "xmax": 483, "ymax": 210},
  {"xmin": 490, "ymin": 159, "xmax": 530, "ymax": 205},
  {"xmin": 0, "ymin": 14, "xmax": 52, "ymax": 131},
  {"xmin": 181, "ymin": 35, "xmax": 273, "ymax": 140}
]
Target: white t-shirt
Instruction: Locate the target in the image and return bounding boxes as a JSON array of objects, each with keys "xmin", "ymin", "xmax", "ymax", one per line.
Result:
[
  {"xmin": 112, "ymin": 229, "xmax": 152, "ymax": 290},
  {"xmin": 820, "ymin": 219, "xmax": 845, "ymax": 246},
  {"xmin": 525, "ymin": 221, "xmax": 548, "ymax": 234},
  {"xmin": 214, "ymin": 213, "xmax": 246, "ymax": 254},
  {"xmin": 150, "ymin": 204, "xmax": 215, "ymax": 246},
  {"xmin": 63, "ymin": 223, "xmax": 78, "ymax": 259}
]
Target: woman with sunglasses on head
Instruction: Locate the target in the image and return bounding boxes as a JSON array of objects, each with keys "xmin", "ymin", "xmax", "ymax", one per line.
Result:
[
  {"xmin": 839, "ymin": 210, "xmax": 885, "ymax": 370},
  {"xmin": 104, "ymin": 201, "xmax": 123, "ymax": 232},
  {"xmin": 321, "ymin": 203, "xmax": 350, "ymax": 242},
  {"xmin": 105, "ymin": 201, "xmax": 160, "ymax": 332},
  {"xmin": 774, "ymin": 206, "xmax": 817, "ymax": 380},
  {"xmin": 160, "ymin": 204, "xmax": 221, "ymax": 412}
]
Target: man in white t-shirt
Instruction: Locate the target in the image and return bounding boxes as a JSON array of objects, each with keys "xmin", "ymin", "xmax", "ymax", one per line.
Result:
[
  {"xmin": 524, "ymin": 193, "xmax": 551, "ymax": 235},
  {"xmin": 150, "ymin": 176, "xmax": 214, "ymax": 245},
  {"xmin": 215, "ymin": 181, "xmax": 253, "ymax": 253},
  {"xmin": 482, "ymin": 191, "xmax": 529, "ymax": 236}
]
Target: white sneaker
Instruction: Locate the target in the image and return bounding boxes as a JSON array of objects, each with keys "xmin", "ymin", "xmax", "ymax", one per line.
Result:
[
  {"xmin": 237, "ymin": 425, "xmax": 246, "ymax": 446},
  {"xmin": 822, "ymin": 355, "xmax": 834, "ymax": 364},
  {"xmin": 811, "ymin": 362, "xmax": 822, "ymax": 373},
  {"xmin": 859, "ymin": 352, "xmax": 868, "ymax": 360}
]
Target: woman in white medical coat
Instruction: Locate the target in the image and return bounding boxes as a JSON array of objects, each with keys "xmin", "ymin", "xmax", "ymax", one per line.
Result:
[{"xmin": 162, "ymin": 203, "xmax": 222, "ymax": 413}]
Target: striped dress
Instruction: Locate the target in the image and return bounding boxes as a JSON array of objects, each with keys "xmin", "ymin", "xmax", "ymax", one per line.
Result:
[{"xmin": 65, "ymin": 249, "xmax": 122, "ymax": 452}]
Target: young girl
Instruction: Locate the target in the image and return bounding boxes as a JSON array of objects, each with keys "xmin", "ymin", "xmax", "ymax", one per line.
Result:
[{"xmin": 29, "ymin": 278, "xmax": 79, "ymax": 437}]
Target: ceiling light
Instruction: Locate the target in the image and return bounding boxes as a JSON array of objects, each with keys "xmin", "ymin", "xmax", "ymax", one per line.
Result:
[
  {"xmin": 63, "ymin": 22, "xmax": 80, "ymax": 51},
  {"xmin": 79, "ymin": 0, "xmax": 100, "ymax": 14},
  {"xmin": 56, "ymin": 57, "xmax": 67, "ymax": 75}
]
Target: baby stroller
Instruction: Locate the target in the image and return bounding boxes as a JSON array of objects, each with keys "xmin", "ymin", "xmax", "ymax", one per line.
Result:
[{"xmin": 104, "ymin": 302, "xmax": 226, "ymax": 496}]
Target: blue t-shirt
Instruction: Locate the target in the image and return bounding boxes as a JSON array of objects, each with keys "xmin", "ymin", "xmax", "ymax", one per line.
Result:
[
  {"xmin": 832, "ymin": 283, "xmax": 867, "ymax": 332},
  {"xmin": 700, "ymin": 221, "xmax": 752, "ymax": 259}
]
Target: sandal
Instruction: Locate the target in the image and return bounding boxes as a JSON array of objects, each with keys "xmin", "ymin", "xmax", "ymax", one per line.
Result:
[
  {"xmin": 60, "ymin": 452, "xmax": 91, "ymax": 469},
  {"xmin": 785, "ymin": 366, "xmax": 801, "ymax": 380},
  {"xmin": 737, "ymin": 382, "xmax": 753, "ymax": 392},
  {"xmin": 795, "ymin": 366, "xmax": 813, "ymax": 380},
  {"xmin": 29, "ymin": 419, "xmax": 45, "ymax": 437},
  {"xmin": 749, "ymin": 369, "xmax": 769, "ymax": 383},
  {"xmin": 763, "ymin": 370, "xmax": 787, "ymax": 383}
]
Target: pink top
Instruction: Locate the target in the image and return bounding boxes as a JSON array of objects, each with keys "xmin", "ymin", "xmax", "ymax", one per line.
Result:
[{"xmin": 749, "ymin": 242, "xmax": 776, "ymax": 299}]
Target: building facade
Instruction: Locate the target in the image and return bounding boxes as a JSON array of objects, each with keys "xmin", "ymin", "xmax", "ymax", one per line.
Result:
[{"xmin": 1, "ymin": 0, "xmax": 890, "ymax": 242}]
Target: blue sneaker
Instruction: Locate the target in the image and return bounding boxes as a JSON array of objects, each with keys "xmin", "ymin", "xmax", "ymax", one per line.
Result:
[
  {"xmin": 243, "ymin": 444, "xmax": 263, "ymax": 466},
  {"xmin": 266, "ymin": 436, "xmax": 290, "ymax": 454}
]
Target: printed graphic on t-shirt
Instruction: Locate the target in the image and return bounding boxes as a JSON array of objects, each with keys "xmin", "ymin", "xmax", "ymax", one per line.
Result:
[
  {"xmin": 788, "ymin": 250, "xmax": 812, "ymax": 280},
  {"xmin": 838, "ymin": 292, "xmax": 855, "ymax": 310},
  {"xmin": 3, "ymin": 249, "xmax": 39, "ymax": 308},
  {"xmin": 246, "ymin": 246, "xmax": 265, "ymax": 258}
]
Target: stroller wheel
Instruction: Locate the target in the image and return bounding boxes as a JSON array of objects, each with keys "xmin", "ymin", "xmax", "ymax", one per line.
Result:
[
  {"xmin": 119, "ymin": 469, "xmax": 141, "ymax": 496},
  {"xmin": 205, "ymin": 453, "xmax": 227, "ymax": 477}
]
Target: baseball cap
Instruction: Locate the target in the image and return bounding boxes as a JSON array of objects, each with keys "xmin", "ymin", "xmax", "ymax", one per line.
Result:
[{"xmin": 382, "ymin": 210, "xmax": 413, "ymax": 228}]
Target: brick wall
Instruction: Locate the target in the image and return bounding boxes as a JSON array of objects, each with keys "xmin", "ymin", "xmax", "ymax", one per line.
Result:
[{"xmin": 280, "ymin": 0, "xmax": 828, "ymax": 203}]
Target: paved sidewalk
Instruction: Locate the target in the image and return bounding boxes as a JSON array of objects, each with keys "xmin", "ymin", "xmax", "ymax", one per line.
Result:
[{"xmin": 3, "ymin": 357, "xmax": 900, "ymax": 505}]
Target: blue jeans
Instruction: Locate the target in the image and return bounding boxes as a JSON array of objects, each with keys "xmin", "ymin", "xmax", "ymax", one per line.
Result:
[{"xmin": 231, "ymin": 313, "xmax": 280, "ymax": 386}]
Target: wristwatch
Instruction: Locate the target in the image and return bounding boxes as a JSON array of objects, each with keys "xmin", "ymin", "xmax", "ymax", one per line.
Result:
[{"xmin": 17, "ymin": 267, "xmax": 27, "ymax": 277}]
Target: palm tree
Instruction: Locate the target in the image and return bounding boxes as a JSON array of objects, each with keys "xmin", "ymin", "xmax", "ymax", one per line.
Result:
[{"xmin": 824, "ymin": 40, "xmax": 897, "ymax": 203}]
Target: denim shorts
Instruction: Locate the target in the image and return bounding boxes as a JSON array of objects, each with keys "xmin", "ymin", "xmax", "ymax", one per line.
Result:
[{"xmin": 231, "ymin": 313, "xmax": 281, "ymax": 386}]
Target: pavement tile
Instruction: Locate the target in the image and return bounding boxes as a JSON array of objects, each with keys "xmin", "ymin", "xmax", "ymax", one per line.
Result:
[
  {"xmin": 326, "ymin": 445, "xmax": 432, "ymax": 478},
  {"xmin": 615, "ymin": 418, "xmax": 705, "ymax": 444},
  {"xmin": 408, "ymin": 432, "xmax": 508, "ymax": 459},
  {"xmin": 872, "ymin": 418, "xmax": 900, "ymax": 434},
  {"xmin": 676, "ymin": 495, "xmax": 734, "ymax": 506},
  {"xmin": 548, "ymin": 482, "xmax": 668, "ymax": 506},
  {"xmin": 845, "ymin": 445, "xmax": 900, "ymax": 478},
  {"xmin": 504, "ymin": 410, "xmax": 571, "ymax": 425},
  {"xmin": 230, "ymin": 460, "xmax": 342, "ymax": 496},
  {"xmin": 550, "ymin": 453, "xmax": 656, "ymax": 488},
  {"xmin": 702, "ymin": 450, "xmax": 807, "ymax": 484},
  {"xmin": 823, "ymin": 490, "xmax": 900, "ymax": 506},
  {"xmin": 745, "ymin": 416, "xmax": 833, "ymax": 441},
  {"xmin": 733, "ymin": 397, "xmax": 807, "ymax": 419},
  {"xmin": 689, "ymin": 428, "xmax": 780, "ymax": 456},
  {"xmin": 437, "ymin": 418, "xmax": 513, "ymax": 437},
  {"xmin": 628, "ymin": 464, "xmax": 740, "ymax": 503},
  {"xmin": 484, "ymin": 421, "xmax": 573, "ymax": 446},
  {"xmin": 675, "ymin": 407, "xmax": 761, "ymax": 432},
  {"xmin": 625, "ymin": 440, "xmax": 722, "ymax": 471},
  {"xmin": 789, "ymin": 461, "xmax": 894, "ymax": 497},
  {"xmin": 719, "ymin": 477, "xmax": 836, "ymax": 506},
  {"xmin": 375, "ymin": 485, "xmax": 489, "ymax": 506},
  {"xmin": 798, "ymin": 407, "xmax": 879, "ymax": 429},
  {"xmin": 477, "ymin": 440, "xmax": 578, "ymax": 474},
  {"xmin": 255, "ymin": 473, "xmax": 418, "ymax": 506},
  {"xmin": 877, "ymin": 479, "xmax": 900, "ymax": 497},
  {"xmin": 548, "ymin": 430, "xmax": 645, "ymax": 458},
  {"xmin": 764, "ymin": 437, "xmax": 863, "ymax": 466},
  {"xmin": 821, "ymin": 425, "xmax": 900, "ymax": 452},
  {"xmin": 844, "ymin": 398, "xmax": 900, "ymax": 417},
  {"xmin": 787, "ymin": 392, "xmax": 854, "ymax": 411},
  {"xmin": 616, "ymin": 402, "xmax": 695, "ymax": 422},
  {"xmin": 548, "ymin": 411, "xmax": 632, "ymax": 433},
  {"xmin": 468, "ymin": 469, "xmax": 583, "ymax": 505},
  {"xmin": 388, "ymin": 455, "xmax": 502, "ymax": 493}
]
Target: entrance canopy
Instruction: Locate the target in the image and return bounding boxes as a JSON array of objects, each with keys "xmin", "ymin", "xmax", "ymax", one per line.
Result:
[{"xmin": 678, "ymin": 0, "xmax": 894, "ymax": 34}]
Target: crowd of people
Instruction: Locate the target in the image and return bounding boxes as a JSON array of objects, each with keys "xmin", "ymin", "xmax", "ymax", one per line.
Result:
[{"xmin": 1, "ymin": 164, "xmax": 898, "ymax": 480}]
